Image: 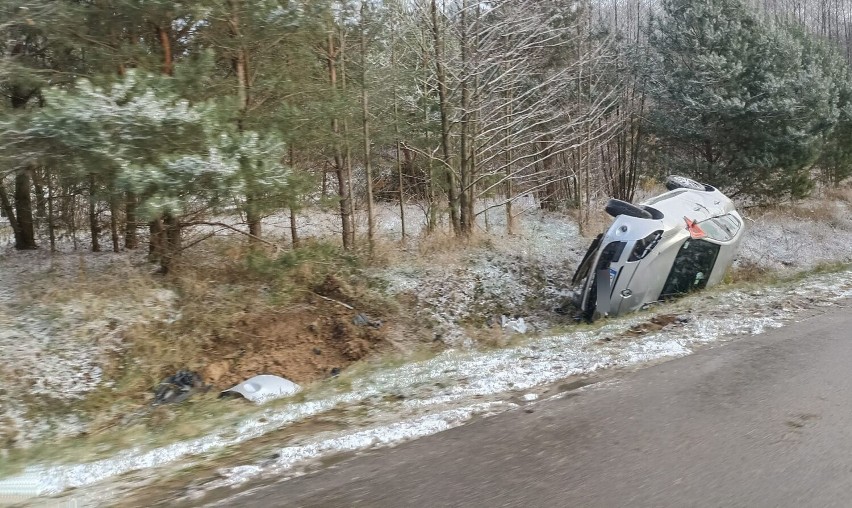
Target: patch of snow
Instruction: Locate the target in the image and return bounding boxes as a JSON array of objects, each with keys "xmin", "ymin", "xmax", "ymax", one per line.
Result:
[
  {"xmin": 737, "ymin": 202, "xmax": 852, "ymax": 272},
  {"xmin": 501, "ymin": 315, "xmax": 528, "ymax": 334},
  {"xmin": 0, "ymin": 250, "xmax": 179, "ymax": 448}
]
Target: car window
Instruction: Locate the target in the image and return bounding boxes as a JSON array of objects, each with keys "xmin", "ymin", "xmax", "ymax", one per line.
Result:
[
  {"xmin": 697, "ymin": 213, "xmax": 741, "ymax": 242},
  {"xmin": 660, "ymin": 239, "xmax": 721, "ymax": 299}
]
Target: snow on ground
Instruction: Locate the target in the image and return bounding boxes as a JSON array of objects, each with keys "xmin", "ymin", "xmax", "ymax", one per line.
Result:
[
  {"xmin": 3, "ymin": 267, "xmax": 852, "ymax": 505},
  {"xmin": 1, "ymin": 193, "xmax": 852, "ymax": 504},
  {"xmin": 0, "ymin": 249, "xmax": 179, "ymax": 449},
  {"xmin": 737, "ymin": 202, "xmax": 852, "ymax": 271}
]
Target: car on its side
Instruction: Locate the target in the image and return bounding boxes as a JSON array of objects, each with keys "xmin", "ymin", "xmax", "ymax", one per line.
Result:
[{"xmin": 570, "ymin": 176, "xmax": 745, "ymax": 321}]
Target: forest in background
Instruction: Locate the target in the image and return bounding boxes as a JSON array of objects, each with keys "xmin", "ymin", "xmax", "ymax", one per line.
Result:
[{"xmin": 2, "ymin": 0, "xmax": 852, "ymax": 271}]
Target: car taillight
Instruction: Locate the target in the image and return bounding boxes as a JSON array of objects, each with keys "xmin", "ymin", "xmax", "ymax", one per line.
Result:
[{"xmin": 628, "ymin": 230, "xmax": 663, "ymax": 261}]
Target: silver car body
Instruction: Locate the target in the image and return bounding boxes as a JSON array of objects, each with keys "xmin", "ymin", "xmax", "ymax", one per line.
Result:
[{"xmin": 572, "ymin": 181, "xmax": 744, "ymax": 320}]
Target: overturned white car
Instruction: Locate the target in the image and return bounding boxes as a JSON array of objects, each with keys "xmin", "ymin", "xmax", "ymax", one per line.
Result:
[{"xmin": 571, "ymin": 176, "xmax": 745, "ymax": 321}]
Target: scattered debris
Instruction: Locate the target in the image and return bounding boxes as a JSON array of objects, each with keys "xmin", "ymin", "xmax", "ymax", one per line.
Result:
[
  {"xmin": 153, "ymin": 370, "xmax": 205, "ymax": 405},
  {"xmin": 220, "ymin": 375, "xmax": 302, "ymax": 404},
  {"xmin": 352, "ymin": 313, "xmax": 382, "ymax": 328},
  {"xmin": 311, "ymin": 292, "xmax": 354, "ymax": 310},
  {"xmin": 623, "ymin": 314, "xmax": 691, "ymax": 337},
  {"xmin": 501, "ymin": 315, "xmax": 528, "ymax": 334}
]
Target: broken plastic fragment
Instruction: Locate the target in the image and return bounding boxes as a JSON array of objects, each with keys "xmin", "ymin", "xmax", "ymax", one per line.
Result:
[
  {"xmin": 221, "ymin": 375, "xmax": 301, "ymax": 404},
  {"xmin": 501, "ymin": 315, "xmax": 528, "ymax": 334}
]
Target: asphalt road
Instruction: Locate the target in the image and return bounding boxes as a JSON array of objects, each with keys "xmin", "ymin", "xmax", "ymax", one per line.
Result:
[{"xmin": 224, "ymin": 302, "xmax": 852, "ymax": 508}]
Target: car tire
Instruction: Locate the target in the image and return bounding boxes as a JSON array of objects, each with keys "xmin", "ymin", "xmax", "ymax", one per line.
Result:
[
  {"xmin": 605, "ymin": 198, "xmax": 653, "ymax": 219},
  {"xmin": 665, "ymin": 175, "xmax": 706, "ymax": 192}
]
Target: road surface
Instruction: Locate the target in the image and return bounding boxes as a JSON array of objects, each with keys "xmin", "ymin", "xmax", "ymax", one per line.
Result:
[{"xmin": 220, "ymin": 302, "xmax": 852, "ymax": 507}]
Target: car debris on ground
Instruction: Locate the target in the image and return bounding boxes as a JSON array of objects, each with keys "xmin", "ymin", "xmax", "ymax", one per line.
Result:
[
  {"xmin": 153, "ymin": 370, "xmax": 206, "ymax": 405},
  {"xmin": 220, "ymin": 374, "xmax": 302, "ymax": 404}
]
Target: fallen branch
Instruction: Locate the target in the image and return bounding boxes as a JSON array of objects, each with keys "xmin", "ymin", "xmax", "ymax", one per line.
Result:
[
  {"xmin": 182, "ymin": 221, "xmax": 283, "ymax": 252},
  {"xmin": 176, "ymin": 231, "xmax": 221, "ymax": 253},
  {"xmin": 311, "ymin": 292, "xmax": 354, "ymax": 310}
]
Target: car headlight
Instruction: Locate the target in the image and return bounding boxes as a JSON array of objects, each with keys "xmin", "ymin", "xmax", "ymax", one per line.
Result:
[{"xmin": 628, "ymin": 230, "xmax": 663, "ymax": 261}]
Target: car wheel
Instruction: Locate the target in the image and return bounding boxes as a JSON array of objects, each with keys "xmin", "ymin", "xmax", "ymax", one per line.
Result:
[
  {"xmin": 665, "ymin": 175, "xmax": 706, "ymax": 192},
  {"xmin": 605, "ymin": 198, "xmax": 653, "ymax": 219}
]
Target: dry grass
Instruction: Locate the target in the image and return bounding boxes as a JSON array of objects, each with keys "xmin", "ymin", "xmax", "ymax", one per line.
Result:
[
  {"xmin": 562, "ymin": 206, "xmax": 615, "ymax": 238},
  {"xmin": 415, "ymin": 228, "xmax": 495, "ymax": 257},
  {"xmin": 823, "ymin": 184, "xmax": 852, "ymax": 204},
  {"xmin": 108, "ymin": 238, "xmax": 365, "ymax": 392},
  {"xmin": 741, "ymin": 196, "xmax": 849, "ymax": 231},
  {"xmin": 725, "ymin": 260, "xmax": 773, "ymax": 284},
  {"xmin": 789, "ymin": 201, "xmax": 842, "ymax": 223}
]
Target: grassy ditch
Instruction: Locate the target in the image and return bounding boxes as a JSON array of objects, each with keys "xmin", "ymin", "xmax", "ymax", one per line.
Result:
[{"xmin": 0, "ymin": 238, "xmax": 409, "ymax": 475}]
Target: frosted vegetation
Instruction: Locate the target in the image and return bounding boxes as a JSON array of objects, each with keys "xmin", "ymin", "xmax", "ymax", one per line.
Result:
[{"xmin": 3, "ymin": 0, "xmax": 852, "ymax": 503}]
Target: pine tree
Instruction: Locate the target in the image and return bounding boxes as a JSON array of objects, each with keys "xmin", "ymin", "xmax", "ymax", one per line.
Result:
[{"xmin": 649, "ymin": 0, "xmax": 844, "ymax": 199}]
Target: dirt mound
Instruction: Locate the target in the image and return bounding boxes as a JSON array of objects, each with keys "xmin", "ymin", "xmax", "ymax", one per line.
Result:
[{"xmin": 199, "ymin": 296, "xmax": 387, "ymax": 389}]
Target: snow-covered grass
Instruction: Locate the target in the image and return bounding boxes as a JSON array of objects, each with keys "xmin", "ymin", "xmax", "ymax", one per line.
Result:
[
  {"xmin": 0, "ymin": 250, "xmax": 180, "ymax": 450},
  {"xmin": 3, "ymin": 265, "xmax": 851, "ymax": 505},
  {"xmin": 2, "ymin": 192, "xmax": 852, "ymax": 505}
]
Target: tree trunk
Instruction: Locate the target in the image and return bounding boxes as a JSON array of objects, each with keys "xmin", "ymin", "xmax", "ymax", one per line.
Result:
[
  {"xmin": 159, "ymin": 213, "xmax": 181, "ymax": 274},
  {"xmin": 0, "ymin": 183, "xmax": 20, "ymax": 238},
  {"xmin": 504, "ymin": 89, "xmax": 515, "ymax": 235},
  {"xmin": 539, "ymin": 142, "xmax": 559, "ymax": 212},
  {"xmin": 431, "ymin": 0, "xmax": 460, "ymax": 235},
  {"xmin": 392, "ymin": 27, "xmax": 406, "ymax": 242},
  {"xmin": 459, "ymin": 0, "xmax": 472, "ymax": 235},
  {"xmin": 340, "ymin": 31, "xmax": 357, "ymax": 246},
  {"xmin": 47, "ymin": 177, "xmax": 55, "ymax": 252},
  {"xmin": 228, "ymin": 0, "xmax": 261, "ymax": 242},
  {"xmin": 109, "ymin": 194, "xmax": 120, "ymax": 253},
  {"xmin": 149, "ymin": 218, "xmax": 165, "ymax": 261},
  {"xmin": 289, "ymin": 147, "xmax": 300, "ymax": 248},
  {"xmin": 149, "ymin": 19, "xmax": 174, "ymax": 256},
  {"xmin": 327, "ymin": 28, "xmax": 353, "ymax": 250},
  {"xmin": 14, "ymin": 167, "xmax": 37, "ymax": 250},
  {"xmin": 421, "ymin": 29, "xmax": 436, "ymax": 233},
  {"xmin": 156, "ymin": 25, "xmax": 173, "ymax": 76},
  {"xmin": 70, "ymin": 192, "xmax": 79, "ymax": 251},
  {"xmin": 88, "ymin": 175, "xmax": 100, "ymax": 252},
  {"xmin": 361, "ymin": 1, "xmax": 375, "ymax": 250},
  {"xmin": 33, "ymin": 174, "xmax": 46, "ymax": 229},
  {"xmin": 125, "ymin": 192, "xmax": 138, "ymax": 249},
  {"xmin": 290, "ymin": 208, "xmax": 300, "ymax": 247}
]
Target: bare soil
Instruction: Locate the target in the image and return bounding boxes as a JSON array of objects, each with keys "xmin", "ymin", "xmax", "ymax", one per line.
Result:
[{"xmin": 199, "ymin": 295, "xmax": 387, "ymax": 389}]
